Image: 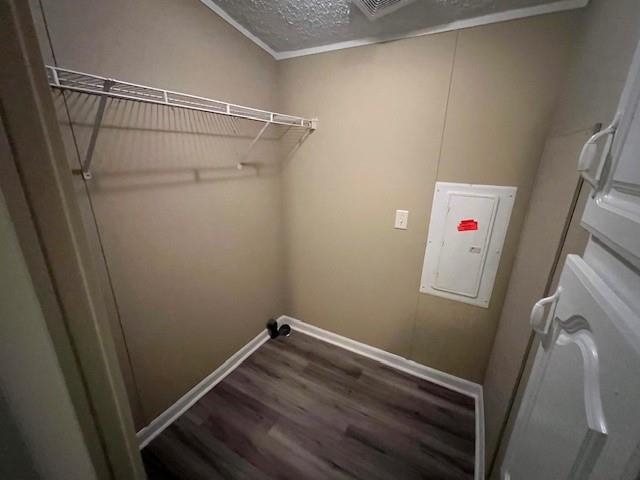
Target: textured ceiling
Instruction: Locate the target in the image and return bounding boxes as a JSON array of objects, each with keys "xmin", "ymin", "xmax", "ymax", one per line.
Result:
[{"xmin": 208, "ymin": 0, "xmax": 584, "ymax": 54}]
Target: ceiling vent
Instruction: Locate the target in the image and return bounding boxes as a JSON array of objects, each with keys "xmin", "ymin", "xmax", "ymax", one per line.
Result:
[{"xmin": 353, "ymin": 0, "xmax": 417, "ymax": 21}]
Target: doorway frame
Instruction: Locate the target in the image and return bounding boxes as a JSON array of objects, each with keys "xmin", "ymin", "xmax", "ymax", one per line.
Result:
[{"xmin": 0, "ymin": 1, "xmax": 144, "ymax": 478}]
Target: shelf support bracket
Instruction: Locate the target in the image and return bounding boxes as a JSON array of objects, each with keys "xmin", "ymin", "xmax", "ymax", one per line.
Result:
[
  {"xmin": 81, "ymin": 79, "xmax": 115, "ymax": 180},
  {"xmin": 284, "ymin": 128, "xmax": 313, "ymax": 163},
  {"xmin": 237, "ymin": 121, "xmax": 270, "ymax": 170}
]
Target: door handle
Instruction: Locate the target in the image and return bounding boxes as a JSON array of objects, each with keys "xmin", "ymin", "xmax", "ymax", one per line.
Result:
[
  {"xmin": 577, "ymin": 114, "xmax": 620, "ymax": 190},
  {"xmin": 530, "ymin": 287, "xmax": 562, "ymax": 336}
]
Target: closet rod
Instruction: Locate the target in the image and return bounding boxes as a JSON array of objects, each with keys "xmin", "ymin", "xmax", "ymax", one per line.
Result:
[{"xmin": 45, "ymin": 66, "xmax": 318, "ymax": 129}]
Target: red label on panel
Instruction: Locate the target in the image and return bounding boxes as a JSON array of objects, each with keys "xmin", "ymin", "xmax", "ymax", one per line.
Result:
[{"xmin": 457, "ymin": 219, "xmax": 478, "ymax": 232}]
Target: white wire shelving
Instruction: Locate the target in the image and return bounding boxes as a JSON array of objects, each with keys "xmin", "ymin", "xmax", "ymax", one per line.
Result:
[{"xmin": 45, "ymin": 65, "xmax": 318, "ymax": 179}]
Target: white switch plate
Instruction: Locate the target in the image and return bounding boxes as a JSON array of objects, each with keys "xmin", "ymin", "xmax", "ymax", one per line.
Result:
[{"xmin": 394, "ymin": 210, "xmax": 409, "ymax": 230}]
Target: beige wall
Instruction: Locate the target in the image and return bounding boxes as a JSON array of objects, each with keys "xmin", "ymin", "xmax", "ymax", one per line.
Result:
[
  {"xmin": 483, "ymin": 0, "xmax": 640, "ymax": 473},
  {"xmin": 279, "ymin": 13, "xmax": 577, "ymax": 382},
  {"xmin": 33, "ymin": 0, "xmax": 583, "ymax": 433},
  {"xmin": 34, "ymin": 0, "xmax": 284, "ymax": 426},
  {"xmin": 280, "ymin": 30, "xmax": 456, "ymax": 361}
]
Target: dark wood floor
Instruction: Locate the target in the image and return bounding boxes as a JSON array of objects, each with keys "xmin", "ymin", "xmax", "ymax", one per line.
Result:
[{"xmin": 142, "ymin": 331, "xmax": 476, "ymax": 479}]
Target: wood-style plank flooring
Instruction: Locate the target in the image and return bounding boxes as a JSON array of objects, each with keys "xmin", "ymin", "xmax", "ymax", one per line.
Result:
[{"xmin": 142, "ymin": 331, "xmax": 476, "ymax": 479}]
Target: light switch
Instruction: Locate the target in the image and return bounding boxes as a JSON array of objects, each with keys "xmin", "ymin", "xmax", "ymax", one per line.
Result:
[{"xmin": 394, "ymin": 210, "xmax": 409, "ymax": 230}]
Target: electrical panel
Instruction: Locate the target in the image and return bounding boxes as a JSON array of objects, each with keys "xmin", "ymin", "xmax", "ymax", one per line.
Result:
[{"xmin": 420, "ymin": 182, "xmax": 516, "ymax": 308}]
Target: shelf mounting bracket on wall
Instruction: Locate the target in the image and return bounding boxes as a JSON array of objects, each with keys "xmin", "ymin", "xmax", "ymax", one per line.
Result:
[
  {"xmin": 237, "ymin": 120, "xmax": 271, "ymax": 170},
  {"xmin": 45, "ymin": 65, "xmax": 318, "ymax": 179},
  {"xmin": 81, "ymin": 79, "xmax": 115, "ymax": 180}
]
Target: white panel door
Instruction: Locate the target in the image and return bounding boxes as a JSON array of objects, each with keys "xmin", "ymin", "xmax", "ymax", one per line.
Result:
[
  {"xmin": 433, "ymin": 192, "xmax": 498, "ymax": 298},
  {"xmin": 501, "ymin": 255, "xmax": 640, "ymax": 479},
  {"xmin": 581, "ymin": 40, "xmax": 640, "ymax": 269}
]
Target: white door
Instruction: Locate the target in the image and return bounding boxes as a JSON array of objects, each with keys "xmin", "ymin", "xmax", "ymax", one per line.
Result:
[
  {"xmin": 501, "ymin": 38, "xmax": 640, "ymax": 480},
  {"xmin": 501, "ymin": 255, "xmax": 640, "ymax": 480},
  {"xmin": 580, "ymin": 36, "xmax": 640, "ymax": 270}
]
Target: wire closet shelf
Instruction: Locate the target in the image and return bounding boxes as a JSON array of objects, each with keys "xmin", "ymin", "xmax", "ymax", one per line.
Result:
[
  {"xmin": 46, "ymin": 65, "xmax": 318, "ymax": 179},
  {"xmin": 46, "ymin": 65, "xmax": 317, "ymax": 128}
]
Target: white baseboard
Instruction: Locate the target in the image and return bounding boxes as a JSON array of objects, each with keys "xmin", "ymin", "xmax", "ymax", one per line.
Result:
[
  {"xmin": 278, "ymin": 315, "xmax": 485, "ymax": 480},
  {"xmin": 136, "ymin": 329, "xmax": 270, "ymax": 449}
]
